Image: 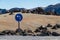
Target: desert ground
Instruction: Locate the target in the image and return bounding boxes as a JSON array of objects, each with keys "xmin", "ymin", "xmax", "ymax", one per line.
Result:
[{"xmin": 0, "ymin": 12, "xmax": 60, "ymax": 33}]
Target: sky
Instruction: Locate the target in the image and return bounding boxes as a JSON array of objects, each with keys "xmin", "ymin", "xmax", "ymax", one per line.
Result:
[{"xmin": 0, "ymin": 0, "xmax": 60, "ymax": 9}]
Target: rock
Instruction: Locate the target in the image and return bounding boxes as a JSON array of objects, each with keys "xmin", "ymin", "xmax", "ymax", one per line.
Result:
[
  {"xmin": 51, "ymin": 25, "xmax": 57, "ymax": 30},
  {"xmin": 34, "ymin": 29, "xmax": 40, "ymax": 33},
  {"xmin": 55, "ymin": 24, "xmax": 60, "ymax": 28},
  {"xmin": 1, "ymin": 30, "xmax": 16, "ymax": 35},
  {"xmin": 52, "ymin": 32, "xmax": 60, "ymax": 36},
  {"xmin": 0, "ymin": 32, "xmax": 5, "ymax": 35},
  {"xmin": 46, "ymin": 24, "xmax": 52, "ymax": 27},
  {"xmin": 40, "ymin": 30, "xmax": 52, "ymax": 36},
  {"xmin": 36, "ymin": 25, "xmax": 47, "ymax": 31}
]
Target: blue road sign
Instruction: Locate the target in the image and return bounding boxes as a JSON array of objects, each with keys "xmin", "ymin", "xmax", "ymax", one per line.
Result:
[{"xmin": 15, "ymin": 13, "xmax": 23, "ymax": 22}]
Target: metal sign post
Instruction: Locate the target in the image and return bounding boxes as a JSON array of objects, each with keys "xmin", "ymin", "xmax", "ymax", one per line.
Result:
[{"xmin": 18, "ymin": 21, "xmax": 20, "ymax": 29}]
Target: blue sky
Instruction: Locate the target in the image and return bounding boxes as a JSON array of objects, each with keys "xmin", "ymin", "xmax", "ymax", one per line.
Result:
[{"xmin": 0, "ymin": 0, "xmax": 60, "ymax": 9}]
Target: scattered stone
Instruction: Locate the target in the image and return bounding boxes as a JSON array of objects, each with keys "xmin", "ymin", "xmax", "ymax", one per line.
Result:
[
  {"xmin": 46, "ymin": 24, "xmax": 52, "ymax": 27},
  {"xmin": 34, "ymin": 29, "xmax": 40, "ymax": 33},
  {"xmin": 52, "ymin": 32, "xmax": 60, "ymax": 36}
]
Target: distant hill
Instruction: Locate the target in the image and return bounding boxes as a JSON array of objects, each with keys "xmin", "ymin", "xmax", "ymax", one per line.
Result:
[
  {"xmin": 44, "ymin": 3, "xmax": 60, "ymax": 15},
  {"xmin": 0, "ymin": 9, "xmax": 8, "ymax": 14},
  {"xmin": 0, "ymin": 3, "xmax": 60, "ymax": 15}
]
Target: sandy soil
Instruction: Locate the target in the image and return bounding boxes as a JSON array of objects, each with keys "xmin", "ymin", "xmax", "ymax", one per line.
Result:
[{"xmin": 0, "ymin": 13, "xmax": 60, "ymax": 32}]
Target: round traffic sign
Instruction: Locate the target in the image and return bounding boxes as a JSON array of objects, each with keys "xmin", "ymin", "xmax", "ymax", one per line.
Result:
[{"xmin": 15, "ymin": 13, "xmax": 23, "ymax": 22}]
